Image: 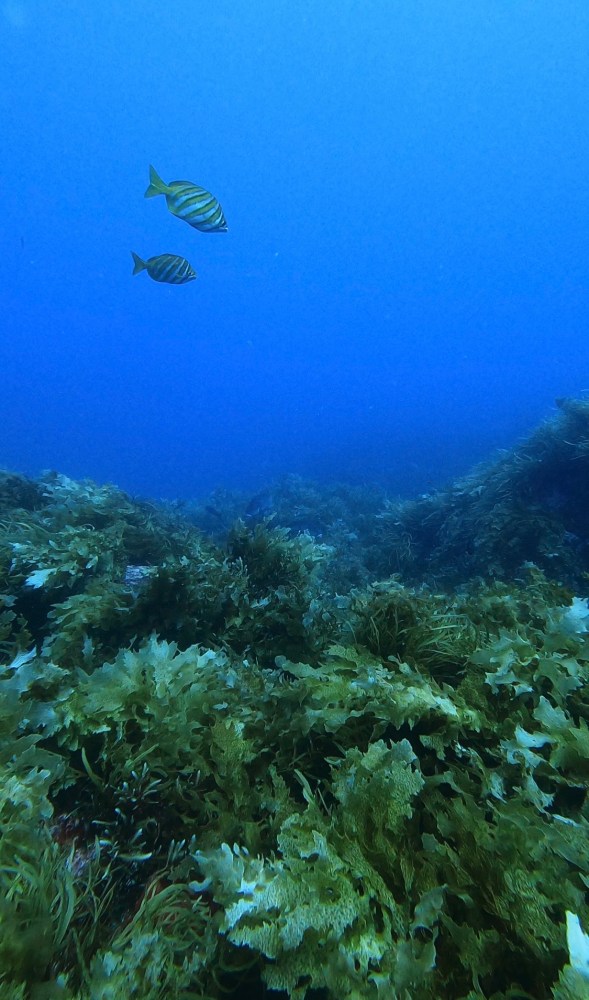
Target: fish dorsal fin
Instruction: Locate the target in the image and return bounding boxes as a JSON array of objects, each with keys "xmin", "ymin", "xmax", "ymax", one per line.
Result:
[{"xmin": 144, "ymin": 165, "xmax": 170, "ymax": 198}]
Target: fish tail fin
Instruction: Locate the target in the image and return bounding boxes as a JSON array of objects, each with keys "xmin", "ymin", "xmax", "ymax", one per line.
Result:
[
  {"xmin": 131, "ymin": 252, "xmax": 146, "ymax": 275},
  {"xmin": 144, "ymin": 164, "xmax": 169, "ymax": 198}
]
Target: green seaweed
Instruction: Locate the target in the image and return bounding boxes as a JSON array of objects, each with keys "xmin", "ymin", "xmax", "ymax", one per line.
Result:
[{"xmin": 0, "ymin": 442, "xmax": 588, "ymax": 997}]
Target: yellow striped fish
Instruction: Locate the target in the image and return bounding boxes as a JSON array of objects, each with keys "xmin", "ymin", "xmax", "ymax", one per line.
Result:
[
  {"xmin": 131, "ymin": 252, "xmax": 196, "ymax": 284},
  {"xmin": 145, "ymin": 165, "xmax": 228, "ymax": 233}
]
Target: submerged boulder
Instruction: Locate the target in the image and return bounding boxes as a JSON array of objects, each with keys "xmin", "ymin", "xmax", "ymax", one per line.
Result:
[{"xmin": 378, "ymin": 397, "xmax": 589, "ymax": 589}]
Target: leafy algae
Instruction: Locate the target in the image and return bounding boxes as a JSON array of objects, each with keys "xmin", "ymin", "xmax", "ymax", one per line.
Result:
[{"xmin": 0, "ymin": 449, "xmax": 588, "ymax": 998}]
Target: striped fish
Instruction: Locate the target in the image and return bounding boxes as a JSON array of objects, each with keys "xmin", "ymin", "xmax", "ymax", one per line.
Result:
[
  {"xmin": 145, "ymin": 165, "xmax": 227, "ymax": 233},
  {"xmin": 131, "ymin": 252, "xmax": 196, "ymax": 284}
]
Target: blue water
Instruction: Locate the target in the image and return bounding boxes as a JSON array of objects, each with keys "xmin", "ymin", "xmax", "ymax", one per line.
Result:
[{"xmin": 2, "ymin": 1, "xmax": 588, "ymax": 500}]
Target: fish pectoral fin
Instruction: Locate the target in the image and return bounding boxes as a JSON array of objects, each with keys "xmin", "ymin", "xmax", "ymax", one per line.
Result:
[
  {"xmin": 131, "ymin": 252, "xmax": 146, "ymax": 275},
  {"xmin": 144, "ymin": 164, "xmax": 170, "ymax": 198}
]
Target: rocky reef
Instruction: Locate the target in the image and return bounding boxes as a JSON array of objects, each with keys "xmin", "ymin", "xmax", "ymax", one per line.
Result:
[{"xmin": 0, "ymin": 401, "xmax": 588, "ymax": 998}]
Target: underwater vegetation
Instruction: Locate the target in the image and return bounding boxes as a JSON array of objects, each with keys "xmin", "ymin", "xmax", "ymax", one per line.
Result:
[
  {"xmin": 375, "ymin": 397, "xmax": 589, "ymax": 590},
  {"xmin": 1, "ymin": 402, "xmax": 589, "ymax": 998}
]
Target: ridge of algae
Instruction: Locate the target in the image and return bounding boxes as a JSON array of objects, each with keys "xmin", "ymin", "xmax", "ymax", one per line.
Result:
[{"xmin": 0, "ymin": 399, "xmax": 588, "ymax": 998}]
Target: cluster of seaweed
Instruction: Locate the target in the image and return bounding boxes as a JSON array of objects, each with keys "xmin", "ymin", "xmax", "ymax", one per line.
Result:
[
  {"xmin": 375, "ymin": 397, "xmax": 589, "ymax": 590},
  {"xmin": 0, "ymin": 432, "xmax": 588, "ymax": 997},
  {"xmin": 188, "ymin": 399, "xmax": 589, "ymax": 594},
  {"xmin": 188, "ymin": 474, "xmax": 389, "ymax": 590}
]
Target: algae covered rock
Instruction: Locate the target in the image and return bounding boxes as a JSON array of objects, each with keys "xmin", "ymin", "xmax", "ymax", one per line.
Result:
[{"xmin": 0, "ymin": 412, "xmax": 588, "ymax": 997}]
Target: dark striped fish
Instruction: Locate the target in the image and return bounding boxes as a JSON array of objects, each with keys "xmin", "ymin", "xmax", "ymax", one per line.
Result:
[
  {"xmin": 145, "ymin": 165, "xmax": 228, "ymax": 233},
  {"xmin": 131, "ymin": 252, "xmax": 196, "ymax": 284}
]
